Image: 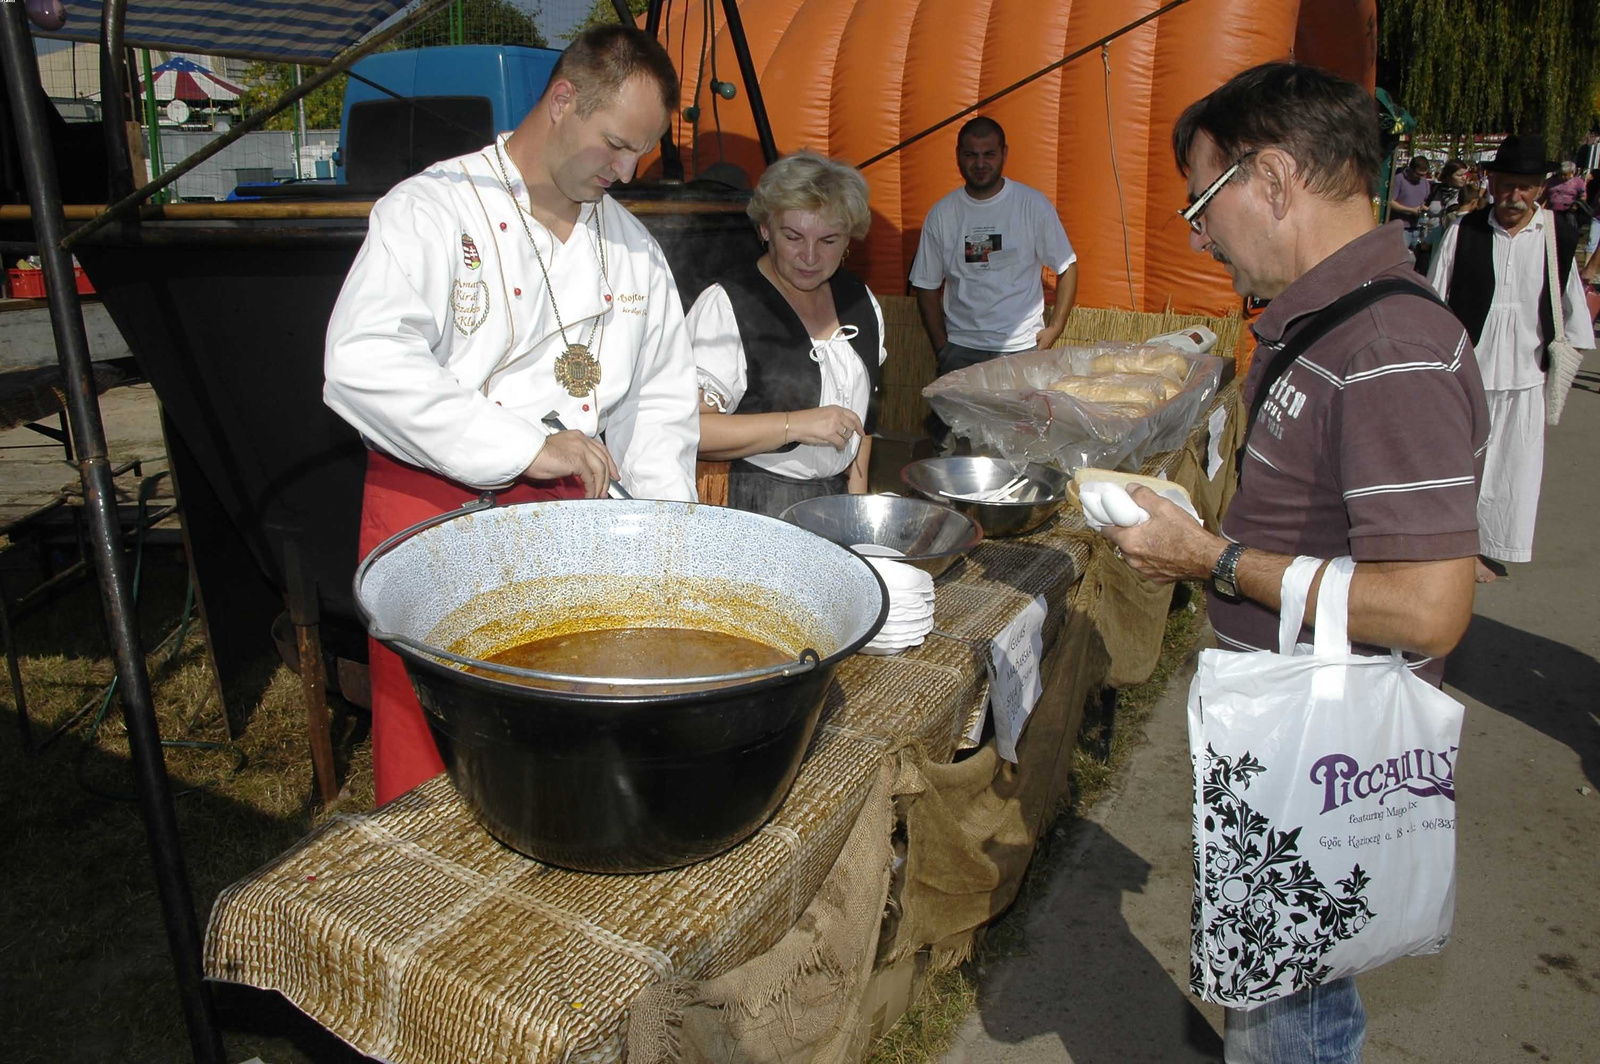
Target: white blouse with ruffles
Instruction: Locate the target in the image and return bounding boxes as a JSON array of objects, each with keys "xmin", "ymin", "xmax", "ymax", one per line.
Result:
[{"xmin": 685, "ymin": 282, "xmax": 889, "ymax": 480}]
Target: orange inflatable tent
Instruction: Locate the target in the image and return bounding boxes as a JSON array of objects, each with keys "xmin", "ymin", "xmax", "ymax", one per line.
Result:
[{"xmin": 642, "ymin": 0, "xmax": 1376, "ymax": 318}]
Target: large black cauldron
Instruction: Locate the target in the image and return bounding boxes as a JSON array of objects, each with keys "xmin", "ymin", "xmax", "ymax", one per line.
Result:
[{"xmin": 354, "ymin": 498, "xmax": 888, "ymax": 873}]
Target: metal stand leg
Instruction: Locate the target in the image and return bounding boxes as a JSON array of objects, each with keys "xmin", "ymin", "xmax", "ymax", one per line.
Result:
[
  {"xmin": 284, "ymin": 541, "xmax": 338, "ymax": 807},
  {"xmin": 1, "ymin": 591, "xmax": 32, "ymax": 752},
  {"xmin": 0, "ymin": 7, "xmax": 224, "ymax": 1061}
]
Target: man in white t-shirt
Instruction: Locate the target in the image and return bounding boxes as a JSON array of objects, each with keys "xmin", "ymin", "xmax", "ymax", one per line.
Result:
[{"xmin": 910, "ymin": 117, "xmax": 1079, "ymax": 379}]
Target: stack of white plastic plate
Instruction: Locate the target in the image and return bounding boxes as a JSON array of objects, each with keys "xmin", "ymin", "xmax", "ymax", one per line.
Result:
[{"xmin": 860, "ymin": 557, "xmax": 936, "ymax": 655}]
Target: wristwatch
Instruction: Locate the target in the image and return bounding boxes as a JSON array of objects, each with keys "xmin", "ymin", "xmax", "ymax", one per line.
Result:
[{"xmin": 1211, "ymin": 542, "xmax": 1246, "ymax": 600}]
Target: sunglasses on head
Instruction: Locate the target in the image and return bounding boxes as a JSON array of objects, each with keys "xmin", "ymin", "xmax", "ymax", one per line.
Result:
[{"xmin": 1180, "ymin": 149, "xmax": 1259, "ymax": 234}]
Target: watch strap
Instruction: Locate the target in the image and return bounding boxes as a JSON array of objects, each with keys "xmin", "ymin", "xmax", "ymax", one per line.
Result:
[{"xmin": 1212, "ymin": 542, "xmax": 1245, "ymax": 597}]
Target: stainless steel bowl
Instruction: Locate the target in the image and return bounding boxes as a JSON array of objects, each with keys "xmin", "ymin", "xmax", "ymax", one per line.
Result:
[
  {"xmin": 779, "ymin": 493, "xmax": 983, "ymax": 577},
  {"xmin": 901, "ymin": 457, "xmax": 1070, "ymax": 538}
]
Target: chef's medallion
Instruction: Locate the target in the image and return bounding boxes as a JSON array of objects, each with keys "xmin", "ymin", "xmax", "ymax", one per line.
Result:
[
  {"xmin": 554, "ymin": 343, "xmax": 601, "ymax": 397},
  {"xmin": 461, "ymin": 232, "xmax": 481, "ymax": 270}
]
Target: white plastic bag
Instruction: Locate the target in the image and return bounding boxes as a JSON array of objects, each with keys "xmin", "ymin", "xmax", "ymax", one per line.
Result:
[{"xmin": 1188, "ymin": 557, "xmax": 1463, "ymax": 1009}]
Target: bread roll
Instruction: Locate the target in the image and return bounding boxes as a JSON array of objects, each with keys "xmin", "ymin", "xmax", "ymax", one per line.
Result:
[
  {"xmin": 1087, "ymin": 350, "xmax": 1194, "ymax": 383},
  {"xmin": 1047, "ymin": 371, "xmax": 1178, "ymax": 407},
  {"xmin": 1072, "ymin": 468, "xmax": 1194, "ymax": 508}
]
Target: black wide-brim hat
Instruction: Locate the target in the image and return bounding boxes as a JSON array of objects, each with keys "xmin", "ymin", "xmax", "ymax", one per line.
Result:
[{"xmin": 1483, "ymin": 134, "xmax": 1560, "ymax": 175}]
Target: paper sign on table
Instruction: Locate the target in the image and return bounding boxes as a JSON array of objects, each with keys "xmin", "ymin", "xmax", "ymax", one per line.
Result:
[
  {"xmin": 987, "ymin": 594, "xmax": 1048, "ymax": 762},
  {"xmin": 1206, "ymin": 403, "xmax": 1229, "ymax": 481}
]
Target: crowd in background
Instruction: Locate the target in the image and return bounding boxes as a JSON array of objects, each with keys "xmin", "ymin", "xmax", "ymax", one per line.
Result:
[{"xmin": 1391, "ymin": 150, "xmax": 1600, "ymax": 321}]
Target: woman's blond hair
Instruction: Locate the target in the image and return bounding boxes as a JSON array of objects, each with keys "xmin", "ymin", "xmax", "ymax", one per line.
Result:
[{"xmin": 747, "ymin": 151, "xmax": 871, "ymax": 240}]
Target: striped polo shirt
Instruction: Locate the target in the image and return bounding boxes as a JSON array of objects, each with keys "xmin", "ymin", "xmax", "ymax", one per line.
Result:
[{"xmin": 1211, "ymin": 222, "xmax": 1490, "ymax": 685}]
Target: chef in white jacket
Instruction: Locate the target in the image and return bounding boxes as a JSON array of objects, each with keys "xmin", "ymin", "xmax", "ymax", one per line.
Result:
[{"xmin": 324, "ymin": 26, "xmax": 700, "ymax": 803}]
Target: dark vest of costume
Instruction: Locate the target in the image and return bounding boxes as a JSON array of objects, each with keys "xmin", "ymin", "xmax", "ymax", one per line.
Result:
[
  {"xmin": 1446, "ymin": 207, "xmax": 1578, "ymax": 371},
  {"xmin": 716, "ymin": 260, "xmax": 881, "ymax": 452}
]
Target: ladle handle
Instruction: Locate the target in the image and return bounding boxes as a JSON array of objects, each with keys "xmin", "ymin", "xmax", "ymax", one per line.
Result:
[{"xmin": 542, "ymin": 411, "xmax": 633, "ymax": 499}]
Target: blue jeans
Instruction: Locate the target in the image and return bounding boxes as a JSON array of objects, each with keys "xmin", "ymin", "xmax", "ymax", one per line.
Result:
[{"xmin": 1223, "ymin": 977, "xmax": 1366, "ymax": 1063}]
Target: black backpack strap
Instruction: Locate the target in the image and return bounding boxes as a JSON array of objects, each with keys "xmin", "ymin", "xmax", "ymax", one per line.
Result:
[{"xmin": 1237, "ymin": 278, "xmax": 1450, "ymax": 482}]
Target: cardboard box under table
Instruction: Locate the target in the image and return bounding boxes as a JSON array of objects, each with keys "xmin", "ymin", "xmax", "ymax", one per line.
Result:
[{"xmin": 203, "ymin": 383, "xmax": 1244, "ymax": 1064}]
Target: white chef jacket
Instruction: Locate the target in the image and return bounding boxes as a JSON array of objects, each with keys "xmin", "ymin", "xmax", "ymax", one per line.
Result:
[
  {"xmin": 324, "ymin": 134, "xmax": 700, "ymax": 500},
  {"xmin": 687, "ymin": 282, "xmax": 888, "ymax": 480},
  {"xmin": 1427, "ymin": 207, "xmax": 1596, "ymax": 391}
]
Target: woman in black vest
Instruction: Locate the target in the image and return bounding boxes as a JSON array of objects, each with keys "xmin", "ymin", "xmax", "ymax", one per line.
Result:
[{"xmin": 686, "ymin": 151, "xmax": 887, "ymax": 518}]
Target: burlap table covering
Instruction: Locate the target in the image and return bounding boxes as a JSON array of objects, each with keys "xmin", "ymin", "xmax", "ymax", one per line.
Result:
[
  {"xmin": 203, "ymin": 500, "xmax": 1093, "ymax": 1064},
  {"xmin": 1092, "ymin": 379, "xmax": 1242, "ymax": 688}
]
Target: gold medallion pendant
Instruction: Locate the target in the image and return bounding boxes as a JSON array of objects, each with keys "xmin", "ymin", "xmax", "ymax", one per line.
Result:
[{"xmin": 555, "ymin": 343, "xmax": 602, "ymax": 398}]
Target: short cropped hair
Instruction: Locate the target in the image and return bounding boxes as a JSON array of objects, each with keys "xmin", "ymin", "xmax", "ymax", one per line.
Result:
[
  {"xmin": 747, "ymin": 151, "xmax": 872, "ymax": 240},
  {"xmin": 958, "ymin": 116, "xmax": 1006, "ymax": 149},
  {"xmin": 548, "ymin": 25, "xmax": 679, "ymax": 118},
  {"xmin": 1172, "ymin": 62, "xmax": 1382, "ymax": 200}
]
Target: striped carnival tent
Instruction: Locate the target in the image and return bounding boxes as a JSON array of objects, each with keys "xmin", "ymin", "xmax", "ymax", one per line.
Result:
[
  {"xmin": 140, "ymin": 56, "xmax": 245, "ymax": 101},
  {"xmin": 27, "ymin": 0, "xmax": 414, "ymax": 64}
]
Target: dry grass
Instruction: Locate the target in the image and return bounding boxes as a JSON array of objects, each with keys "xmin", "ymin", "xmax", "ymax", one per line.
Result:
[
  {"xmin": 865, "ymin": 587, "xmax": 1207, "ymax": 1064},
  {"xmin": 0, "ymin": 542, "xmax": 373, "ymax": 1063},
  {"xmin": 1068, "ymin": 585, "xmax": 1205, "ymax": 815},
  {"xmin": 866, "ymin": 966, "xmax": 978, "ymax": 1064}
]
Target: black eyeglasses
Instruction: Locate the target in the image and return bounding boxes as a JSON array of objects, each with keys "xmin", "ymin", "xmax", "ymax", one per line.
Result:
[{"xmin": 1180, "ymin": 150, "xmax": 1257, "ymax": 234}]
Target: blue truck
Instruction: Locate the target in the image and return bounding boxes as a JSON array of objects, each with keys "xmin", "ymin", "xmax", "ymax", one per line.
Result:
[
  {"xmin": 237, "ymin": 44, "xmax": 562, "ymax": 199},
  {"xmin": 334, "ymin": 44, "xmax": 562, "ymax": 190}
]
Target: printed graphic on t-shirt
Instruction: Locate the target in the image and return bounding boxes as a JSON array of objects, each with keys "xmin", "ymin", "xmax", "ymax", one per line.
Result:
[{"xmin": 963, "ymin": 227, "xmax": 1005, "ymax": 265}]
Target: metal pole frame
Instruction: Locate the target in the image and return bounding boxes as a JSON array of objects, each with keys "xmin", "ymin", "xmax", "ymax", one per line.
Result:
[
  {"xmin": 639, "ymin": 0, "xmax": 684, "ymax": 181},
  {"xmin": 97, "ymin": 0, "xmax": 136, "ymax": 200},
  {"xmin": 139, "ymin": 48, "xmax": 166, "ymax": 202},
  {"xmin": 0, "ymin": 3, "xmax": 225, "ymax": 1062},
  {"xmin": 716, "ymin": 0, "xmax": 778, "ymax": 166}
]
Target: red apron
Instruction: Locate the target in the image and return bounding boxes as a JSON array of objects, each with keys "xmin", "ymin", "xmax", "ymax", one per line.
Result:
[{"xmin": 359, "ymin": 450, "xmax": 584, "ymax": 804}]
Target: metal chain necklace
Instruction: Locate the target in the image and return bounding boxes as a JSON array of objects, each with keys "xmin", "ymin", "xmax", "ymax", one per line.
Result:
[{"xmin": 493, "ymin": 141, "xmax": 607, "ymax": 398}]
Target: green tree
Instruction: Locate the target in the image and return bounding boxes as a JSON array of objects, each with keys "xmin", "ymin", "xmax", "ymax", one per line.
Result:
[
  {"xmin": 392, "ymin": 0, "xmax": 547, "ymax": 50},
  {"xmin": 1380, "ymin": 0, "xmax": 1600, "ymax": 152},
  {"xmin": 238, "ymin": 63, "xmax": 346, "ymax": 130},
  {"xmin": 574, "ymin": 0, "xmax": 646, "ymax": 40}
]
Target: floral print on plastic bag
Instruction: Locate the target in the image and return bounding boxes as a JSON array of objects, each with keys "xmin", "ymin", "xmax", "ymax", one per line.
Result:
[{"xmin": 1190, "ymin": 745, "xmax": 1376, "ymax": 1006}]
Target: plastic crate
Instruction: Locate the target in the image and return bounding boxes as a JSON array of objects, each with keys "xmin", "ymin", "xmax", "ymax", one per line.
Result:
[
  {"xmin": 5, "ymin": 267, "xmax": 95, "ymax": 299},
  {"xmin": 6, "ymin": 268, "xmax": 44, "ymax": 298}
]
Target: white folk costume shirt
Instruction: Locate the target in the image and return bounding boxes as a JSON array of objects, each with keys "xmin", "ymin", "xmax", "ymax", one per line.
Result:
[
  {"xmin": 1428, "ymin": 206, "xmax": 1596, "ymax": 391},
  {"xmin": 324, "ymin": 134, "xmax": 699, "ymax": 500},
  {"xmin": 687, "ymin": 283, "xmax": 888, "ymax": 480},
  {"xmin": 908, "ymin": 179, "xmax": 1077, "ymax": 353}
]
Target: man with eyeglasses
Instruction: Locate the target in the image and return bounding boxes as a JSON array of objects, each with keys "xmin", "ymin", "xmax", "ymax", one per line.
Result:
[{"xmin": 1100, "ymin": 63, "xmax": 1488, "ymax": 1063}]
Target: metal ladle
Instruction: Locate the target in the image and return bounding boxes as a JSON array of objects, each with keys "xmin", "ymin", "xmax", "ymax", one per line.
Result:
[{"xmin": 541, "ymin": 411, "xmax": 632, "ymax": 499}]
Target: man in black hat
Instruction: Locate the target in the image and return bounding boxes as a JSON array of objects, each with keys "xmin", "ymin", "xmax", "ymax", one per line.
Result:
[{"xmin": 1427, "ymin": 134, "xmax": 1595, "ymax": 582}]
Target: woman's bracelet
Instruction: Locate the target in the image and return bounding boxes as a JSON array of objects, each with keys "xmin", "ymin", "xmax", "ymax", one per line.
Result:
[{"xmin": 783, "ymin": 412, "xmax": 790, "ymax": 443}]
